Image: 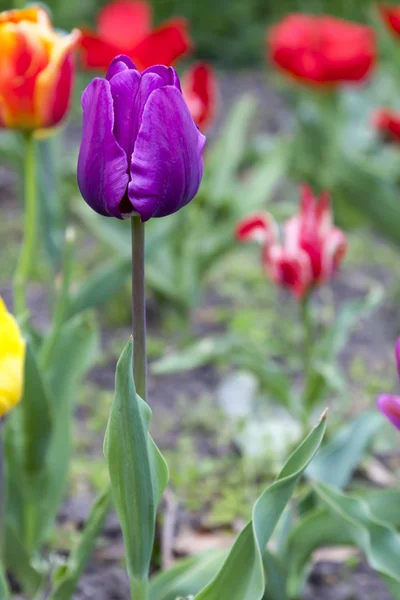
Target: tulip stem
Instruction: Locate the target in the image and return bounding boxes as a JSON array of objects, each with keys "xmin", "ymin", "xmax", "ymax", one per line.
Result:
[
  {"xmin": 300, "ymin": 294, "xmax": 313, "ymax": 380},
  {"xmin": 13, "ymin": 132, "xmax": 38, "ymax": 317},
  {"xmin": 131, "ymin": 216, "xmax": 147, "ymax": 402}
]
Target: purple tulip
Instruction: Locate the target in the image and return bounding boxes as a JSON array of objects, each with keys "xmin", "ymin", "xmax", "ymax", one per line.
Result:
[
  {"xmin": 377, "ymin": 339, "xmax": 400, "ymax": 431},
  {"xmin": 77, "ymin": 55, "xmax": 206, "ymax": 222}
]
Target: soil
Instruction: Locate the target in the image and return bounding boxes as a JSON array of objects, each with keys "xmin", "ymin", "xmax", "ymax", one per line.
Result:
[{"xmin": 4, "ymin": 71, "xmax": 399, "ymax": 600}]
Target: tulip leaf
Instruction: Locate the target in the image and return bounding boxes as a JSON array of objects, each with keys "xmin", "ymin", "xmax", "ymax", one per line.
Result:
[
  {"xmin": 68, "ymin": 257, "xmax": 131, "ymax": 317},
  {"xmin": 37, "ymin": 136, "xmax": 64, "ymax": 270},
  {"xmin": 206, "ymin": 95, "xmax": 257, "ymax": 205},
  {"xmin": 39, "ymin": 316, "xmax": 98, "ymax": 542},
  {"xmin": 48, "ymin": 486, "xmax": 112, "ymax": 600},
  {"xmin": 150, "ymin": 550, "xmax": 228, "ymax": 600},
  {"xmin": 104, "ymin": 339, "xmax": 169, "ymax": 597},
  {"xmin": 262, "ymin": 548, "xmax": 288, "ymax": 600},
  {"xmin": 193, "ymin": 411, "xmax": 327, "ymax": 600},
  {"xmin": 285, "ymin": 508, "xmax": 353, "ymax": 597},
  {"xmin": 363, "ymin": 489, "xmax": 400, "ymax": 528},
  {"xmin": 4, "ymin": 521, "xmax": 42, "ymax": 597},
  {"xmin": 302, "ymin": 287, "xmax": 382, "ymax": 409},
  {"xmin": 313, "ymin": 482, "xmax": 400, "ymax": 597},
  {"xmin": 306, "ymin": 411, "xmax": 384, "ymax": 490},
  {"xmin": 0, "ymin": 563, "xmax": 10, "ymax": 599}
]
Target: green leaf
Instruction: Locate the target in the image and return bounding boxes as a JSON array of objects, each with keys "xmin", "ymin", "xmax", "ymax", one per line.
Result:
[
  {"xmin": 206, "ymin": 95, "xmax": 257, "ymax": 205},
  {"xmin": 193, "ymin": 412, "xmax": 327, "ymax": 600},
  {"xmin": 68, "ymin": 257, "xmax": 131, "ymax": 317},
  {"xmin": 37, "ymin": 136, "xmax": 64, "ymax": 270},
  {"xmin": 285, "ymin": 508, "xmax": 353, "ymax": 597},
  {"xmin": 364, "ymin": 489, "xmax": 400, "ymax": 528},
  {"xmin": 40, "ymin": 316, "xmax": 98, "ymax": 541},
  {"xmin": 262, "ymin": 549, "xmax": 288, "ymax": 600},
  {"xmin": 104, "ymin": 339, "xmax": 168, "ymax": 596},
  {"xmin": 4, "ymin": 522, "xmax": 42, "ymax": 597},
  {"xmin": 48, "ymin": 486, "xmax": 112, "ymax": 600},
  {"xmin": 302, "ymin": 287, "xmax": 383, "ymax": 409},
  {"xmin": 151, "ymin": 335, "xmax": 238, "ymax": 375},
  {"xmin": 21, "ymin": 343, "xmax": 53, "ymax": 478},
  {"xmin": 306, "ymin": 411, "xmax": 384, "ymax": 490},
  {"xmin": 0, "ymin": 562, "xmax": 10, "ymax": 599},
  {"xmin": 149, "ymin": 550, "xmax": 228, "ymax": 600},
  {"xmin": 313, "ymin": 482, "xmax": 400, "ymax": 597}
]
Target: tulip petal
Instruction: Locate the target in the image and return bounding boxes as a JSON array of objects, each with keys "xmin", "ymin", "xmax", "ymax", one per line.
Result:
[
  {"xmin": 182, "ymin": 62, "xmax": 218, "ymax": 130},
  {"xmin": 110, "ymin": 69, "xmax": 168, "ymax": 160},
  {"xmin": 377, "ymin": 394, "xmax": 400, "ymax": 431},
  {"xmin": 80, "ymin": 31, "xmax": 122, "ymax": 70},
  {"xmin": 128, "ymin": 85, "xmax": 205, "ymax": 221},
  {"xmin": 98, "ymin": 0, "xmax": 151, "ymax": 50},
  {"xmin": 35, "ymin": 29, "xmax": 80, "ymax": 128},
  {"xmin": 131, "ymin": 18, "xmax": 191, "ymax": 70},
  {"xmin": 77, "ymin": 77, "xmax": 129, "ymax": 218},
  {"xmin": 236, "ymin": 212, "xmax": 277, "ymax": 245},
  {"xmin": 106, "ymin": 54, "xmax": 136, "ymax": 80},
  {"xmin": 0, "ymin": 297, "xmax": 25, "ymax": 417},
  {"xmin": 267, "ymin": 244, "xmax": 312, "ymax": 298},
  {"xmin": 142, "ymin": 65, "xmax": 181, "ymax": 90}
]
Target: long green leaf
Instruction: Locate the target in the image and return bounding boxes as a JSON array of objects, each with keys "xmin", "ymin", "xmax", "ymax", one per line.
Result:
[
  {"xmin": 313, "ymin": 482, "xmax": 400, "ymax": 597},
  {"xmin": 4, "ymin": 522, "xmax": 42, "ymax": 597},
  {"xmin": 0, "ymin": 562, "xmax": 10, "ymax": 599},
  {"xmin": 48, "ymin": 486, "xmax": 112, "ymax": 600},
  {"xmin": 193, "ymin": 412, "xmax": 327, "ymax": 600},
  {"xmin": 40, "ymin": 317, "xmax": 98, "ymax": 541},
  {"xmin": 150, "ymin": 550, "xmax": 228, "ymax": 600},
  {"xmin": 306, "ymin": 411, "xmax": 383, "ymax": 489},
  {"xmin": 104, "ymin": 339, "xmax": 168, "ymax": 597}
]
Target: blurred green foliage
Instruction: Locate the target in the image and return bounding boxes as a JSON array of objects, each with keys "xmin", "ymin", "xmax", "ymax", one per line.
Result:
[{"xmin": 0, "ymin": 0, "xmax": 393, "ymax": 66}]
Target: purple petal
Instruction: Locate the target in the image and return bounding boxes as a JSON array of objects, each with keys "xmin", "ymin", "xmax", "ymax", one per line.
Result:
[
  {"xmin": 110, "ymin": 70, "xmax": 167, "ymax": 161},
  {"xmin": 127, "ymin": 86, "xmax": 205, "ymax": 221},
  {"xmin": 142, "ymin": 65, "xmax": 182, "ymax": 91},
  {"xmin": 106, "ymin": 54, "xmax": 136, "ymax": 81},
  {"xmin": 395, "ymin": 339, "xmax": 400, "ymax": 377},
  {"xmin": 77, "ymin": 78, "xmax": 129, "ymax": 218},
  {"xmin": 377, "ymin": 394, "xmax": 400, "ymax": 430}
]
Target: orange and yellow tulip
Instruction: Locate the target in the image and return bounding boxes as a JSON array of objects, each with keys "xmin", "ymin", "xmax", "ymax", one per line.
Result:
[
  {"xmin": 0, "ymin": 298, "xmax": 25, "ymax": 417},
  {"xmin": 0, "ymin": 6, "xmax": 80, "ymax": 130}
]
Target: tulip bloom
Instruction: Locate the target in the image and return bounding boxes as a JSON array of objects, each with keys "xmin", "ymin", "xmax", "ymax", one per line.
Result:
[
  {"xmin": 373, "ymin": 108, "xmax": 400, "ymax": 143},
  {"xmin": 78, "ymin": 55, "xmax": 205, "ymax": 222},
  {"xmin": 80, "ymin": 0, "xmax": 191, "ymax": 72},
  {"xmin": 267, "ymin": 14, "xmax": 376, "ymax": 86},
  {"xmin": 377, "ymin": 340, "xmax": 400, "ymax": 430},
  {"xmin": 182, "ymin": 62, "xmax": 218, "ymax": 131},
  {"xmin": 0, "ymin": 298, "xmax": 25, "ymax": 417},
  {"xmin": 236, "ymin": 185, "xmax": 347, "ymax": 299},
  {"xmin": 0, "ymin": 6, "xmax": 80, "ymax": 130},
  {"xmin": 379, "ymin": 4, "xmax": 400, "ymax": 37}
]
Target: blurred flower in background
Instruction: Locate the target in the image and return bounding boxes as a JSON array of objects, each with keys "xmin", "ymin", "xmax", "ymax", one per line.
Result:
[
  {"xmin": 378, "ymin": 4, "xmax": 400, "ymax": 37},
  {"xmin": 236, "ymin": 185, "xmax": 347, "ymax": 298},
  {"xmin": 80, "ymin": 0, "xmax": 191, "ymax": 71},
  {"xmin": 373, "ymin": 107, "xmax": 400, "ymax": 143},
  {"xmin": 181, "ymin": 62, "xmax": 218, "ymax": 131},
  {"xmin": 267, "ymin": 14, "xmax": 376, "ymax": 86},
  {"xmin": 377, "ymin": 339, "xmax": 400, "ymax": 430},
  {"xmin": 78, "ymin": 56, "xmax": 205, "ymax": 221},
  {"xmin": 0, "ymin": 298, "xmax": 25, "ymax": 417},
  {"xmin": 0, "ymin": 6, "xmax": 80, "ymax": 130}
]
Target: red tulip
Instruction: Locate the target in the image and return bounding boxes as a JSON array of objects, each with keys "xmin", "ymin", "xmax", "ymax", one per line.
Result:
[
  {"xmin": 80, "ymin": 0, "xmax": 191, "ymax": 71},
  {"xmin": 379, "ymin": 4, "xmax": 400, "ymax": 37},
  {"xmin": 267, "ymin": 14, "xmax": 376, "ymax": 86},
  {"xmin": 373, "ymin": 108, "xmax": 400, "ymax": 142},
  {"xmin": 236, "ymin": 185, "xmax": 347, "ymax": 299},
  {"xmin": 181, "ymin": 62, "xmax": 218, "ymax": 131}
]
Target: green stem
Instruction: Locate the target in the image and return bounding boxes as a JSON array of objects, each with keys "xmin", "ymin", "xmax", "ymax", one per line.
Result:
[
  {"xmin": 13, "ymin": 132, "xmax": 38, "ymax": 317},
  {"xmin": 131, "ymin": 216, "xmax": 147, "ymax": 402},
  {"xmin": 300, "ymin": 293, "xmax": 313, "ymax": 379}
]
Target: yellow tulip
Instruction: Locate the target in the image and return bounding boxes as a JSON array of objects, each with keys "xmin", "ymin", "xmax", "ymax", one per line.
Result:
[{"xmin": 0, "ymin": 298, "xmax": 25, "ymax": 417}]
